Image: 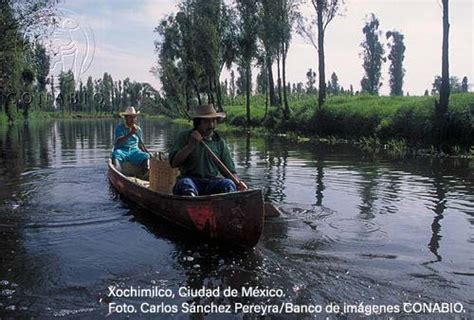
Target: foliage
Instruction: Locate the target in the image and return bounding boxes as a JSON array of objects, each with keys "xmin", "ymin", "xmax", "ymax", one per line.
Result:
[
  {"xmin": 461, "ymin": 77, "xmax": 469, "ymax": 92},
  {"xmin": 153, "ymin": 0, "xmax": 238, "ymax": 112},
  {"xmin": 328, "ymin": 72, "xmax": 340, "ymax": 95},
  {"xmin": 305, "ymin": 68, "xmax": 317, "ymax": 94},
  {"xmin": 432, "ymin": 76, "xmax": 468, "ymax": 95},
  {"xmin": 360, "ymin": 13, "xmax": 385, "ymax": 95},
  {"xmin": 386, "ymin": 30, "xmax": 405, "ymax": 96},
  {"xmin": 0, "ymin": 0, "xmax": 57, "ymax": 122}
]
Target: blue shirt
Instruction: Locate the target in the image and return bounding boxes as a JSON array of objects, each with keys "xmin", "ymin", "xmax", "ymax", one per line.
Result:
[{"xmin": 114, "ymin": 122, "xmax": 143, "ymax": 150}]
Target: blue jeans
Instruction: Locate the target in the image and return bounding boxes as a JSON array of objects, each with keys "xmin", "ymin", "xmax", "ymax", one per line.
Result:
[{"xmin": 173, "ymin": 177, "xmax": 236, "ymax": 196}]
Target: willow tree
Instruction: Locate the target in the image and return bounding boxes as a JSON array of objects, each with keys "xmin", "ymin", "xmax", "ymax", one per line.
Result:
[
  {"xmin": 0, "ymin": 0, "xmax": 57, "ymax": 123},
  {"xmin": 154, "ymin": 0, "xmax": 237, "ymax": 113},
  {"xmin": 296, "ymin": 0, "xmax": 344, "ymax": 108},
  {"xmin": 154, "ymin": 14, "xmax": 190, "ymax": 112},
  {"xmin": 236, "ymin": 0, "xmax": 259, "ymax": 126}
]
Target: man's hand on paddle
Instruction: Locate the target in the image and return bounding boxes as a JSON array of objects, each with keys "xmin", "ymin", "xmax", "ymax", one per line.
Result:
[
  {"xmin": 236, "ymin": 180, "xmax": 248, "ymax": 191},
  {"xmin": 188, "ymin": 130, "xmax": 203, "ymax": 147}
]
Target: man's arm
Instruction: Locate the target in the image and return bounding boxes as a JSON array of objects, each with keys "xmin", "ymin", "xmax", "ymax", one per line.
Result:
[
  {"xmin": 116, "ymin": 125, "xmax": 136, "ymax": 145},
  {"xmin": 170, "ymin": 130, "xmax": 202, "ymax": 168}
]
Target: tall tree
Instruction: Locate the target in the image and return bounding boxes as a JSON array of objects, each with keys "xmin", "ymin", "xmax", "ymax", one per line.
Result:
[
  {"xmin": 86, "ymin": 76, "xmax": 94, "ymax": 112},
  {"xmin": 329, "ymin": 71, "xmax": 340, "ymax": 95},
  {"xmin": 257, "ymin": 0, "xmax": 279, "ymax": 106},
  {"xmin": 154, "ymin": 13, "xmax": 192, "ymax": 111},
  {"xmin": 386, "ymin": 30, "xmax": 405, "ymax": 96},
  {"xmin": 154, "ymin": 0, "xmax": 238, "ymax": 113},
  {"xmin": 278, "ymin": 0, "xmax": 298, "ymax": 119},
  {"xmin": 306, "ymin": 68, "xmax": 316, "ymax": 93},
  {"xmin": 192, "ymin": 0, "xmax": 221, "ymax": 107},
  {"xmin": 461, "ymin": 76, "xmax": 468, "ymax": 92},
  {"xmin": 236, "ymin": 0, "xmax": 258, "ymax": 126},
  {"xmin": 0, "ymin": 0, "xmax": 57, "ymax": 122},
  {"xmin": 296, "ymin": 0, "xmax": 344, "ymax": 108},
  {"xmin": 236, "ymin": 66, "xmax": 247, "ymax": 96},
  {"xmin": 229, "ymin": 69, "xmax": 236, "ymax": 101},
  {"xmin": 0, "ymin": 2, "xmax": 21, "ymax": 122},
  {"xmin": 32, "ymin": 42, "xmax": 50, "ymax": 110},
  {"xmin": 18, "ymin": 67, "xmax": 35, "ymax": 119},
  {"xmin": 216, "ymin": 3, "xmax": 238, "ymax": 111},
  {"xmin": 49, "ymin": 75, "xmax": 55, "ymax": 110},
  {"xmin": 256, "ymin": 66, "xmax": 268, "ymax": 94},
  {"xmin": 436, "ymin": 0, "xmax": 450, "ymax": 117},
  {"xmin": 360, "ymin": 14, "xmax": 385, "ymax": 95},
  {"xmin": 33, "ymin": 42, "xmax": 50, "ymax": 92},
  {"xmin": 57, "ymin": 70, "xmax": 75, "ymax": 113}
]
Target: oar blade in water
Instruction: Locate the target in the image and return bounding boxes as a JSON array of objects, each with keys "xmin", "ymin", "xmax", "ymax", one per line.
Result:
[{"xmin": 264, "ymin": 203, "xmax": 281, "ymax": 218}]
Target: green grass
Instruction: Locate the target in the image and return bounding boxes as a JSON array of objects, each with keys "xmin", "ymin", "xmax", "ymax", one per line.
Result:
[
  {"xmin": 3, "ymin": 93, "xmax": 472, "ymax": 154},
  {"xmin": 219, "ymin": 93, "xmax": 474, "ymax": 149}
]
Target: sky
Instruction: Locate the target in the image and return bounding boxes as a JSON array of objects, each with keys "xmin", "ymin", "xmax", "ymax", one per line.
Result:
[{"xmin": 50, "ymin": 0, "xmax": 474, "ymax": 96}]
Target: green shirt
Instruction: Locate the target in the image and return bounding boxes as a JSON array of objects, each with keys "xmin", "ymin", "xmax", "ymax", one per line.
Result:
[{"xmin": 169, "ymin": 129, "xmax": 236, "ymax": 179}]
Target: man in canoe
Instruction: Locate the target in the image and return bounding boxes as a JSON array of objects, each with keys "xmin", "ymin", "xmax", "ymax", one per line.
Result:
[
  {"xmin": 112, "ymin": 106, "xmax": 150, "ymax": 173},
  {"xmin": 169, "ymin": 104, "xmax": 248, "ymax": 196}
]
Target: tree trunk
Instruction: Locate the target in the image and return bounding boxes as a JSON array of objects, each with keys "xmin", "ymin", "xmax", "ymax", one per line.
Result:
[
  {"xmin": 193, "ymin": 80, "xmax": 202, "ymax": 105},
  {"xmin": 263, "ymin": 86, "xmax": 268, "ymax": 121},
  {"xmin": 5, "ymin": 98, "xmax": 14, "ymax": 125},
  {"xmin": 215, "ymin": 78, "xmax": 223, "ymax": 112},
  {"xmin": 438, "ymin": 0, "xmax": 450, "ymax": 116},
  {"xmin": 185, "ymin": 83, "xmax": 190, "ymax": 112},
  {"xmin": 266, "ymin": 55, "xmax": 277, "ymax": 106},
  {"xmin": 282, "ymin": 41, "xmax": 289, "ymax": 120},
  {"xmin": 207, "ymin": 79, "xmax": 213, "ymax": 105},
  {"xmin": 276, "ymin": 54, "xmax": 282, "ymax": 107},
  {"xmin": 317, "ymin": 0, "xmax": 326, "ymax": 109},
  {"xmin": 246, "ymin": 65, "xmax": 251, "ymax": 126}
]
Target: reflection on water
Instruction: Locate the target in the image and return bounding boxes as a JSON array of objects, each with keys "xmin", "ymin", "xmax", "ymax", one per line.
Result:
[{"xmin": 0, "ymin": 119, "xmax": 473, "ymax": 318}]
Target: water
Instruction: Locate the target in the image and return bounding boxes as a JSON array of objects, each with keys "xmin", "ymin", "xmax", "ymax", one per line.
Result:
[{"xmin": 0, "ymin": 119, "xmax": 472, "ymax": 319}]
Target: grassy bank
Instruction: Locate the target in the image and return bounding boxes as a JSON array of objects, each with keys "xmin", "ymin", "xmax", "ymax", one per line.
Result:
[
  {"xmin": 222, "ymin": 93, "xmax": 474, "ymax": 151},
  {"xmin": 2, "ymin": 93, "xmax": 472, "ymax": 157}
]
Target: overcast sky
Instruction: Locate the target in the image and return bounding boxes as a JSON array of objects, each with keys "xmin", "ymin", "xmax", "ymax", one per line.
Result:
[{"xmin": 53, "ymin": 0, "xmax": 473, "ymax": 96}]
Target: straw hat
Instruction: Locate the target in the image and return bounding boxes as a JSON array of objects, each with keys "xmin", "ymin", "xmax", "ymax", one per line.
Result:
[
  {"xmin": 192, "ymin": 104, "xmax": 226, "ymax": 119},
  {"xmin": 120, "ymin": 106, "xmax": 140, "ymax": 117}
]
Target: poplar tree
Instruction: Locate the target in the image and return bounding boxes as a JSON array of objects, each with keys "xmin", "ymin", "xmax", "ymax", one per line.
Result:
[
  {"xmin": 386, "ymin": 30, "xmax": 406, "ymax": 96},
  {"xmin": 360, "ymin": 14, "xmax": 385, "ymax": 95},
  {"xmin": 236, "ymin": 0, "xmax": 258, "ymax": 126},
  {"xmin": 461, "ymin": 76, "xmax": 468, "ymax": 92}
]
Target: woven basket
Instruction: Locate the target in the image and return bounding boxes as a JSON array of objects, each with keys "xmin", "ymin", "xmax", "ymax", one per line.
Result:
[{"xmin": 149, "ymin": 156, "xmax": 179, "ymax": 193}]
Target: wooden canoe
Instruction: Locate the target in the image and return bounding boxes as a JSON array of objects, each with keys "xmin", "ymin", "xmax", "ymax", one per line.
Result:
[{"xmin": 107, "ymin": 160, "xmax": 264, "ymax": 247}]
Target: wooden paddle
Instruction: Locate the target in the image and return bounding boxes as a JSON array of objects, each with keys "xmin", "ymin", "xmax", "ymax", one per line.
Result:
[{"xmin": 200, "ymin": 140, "xmax": 281, "ymax": 218}]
